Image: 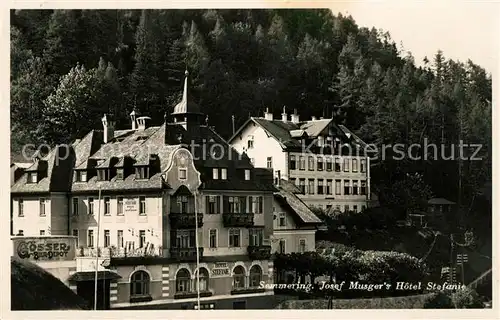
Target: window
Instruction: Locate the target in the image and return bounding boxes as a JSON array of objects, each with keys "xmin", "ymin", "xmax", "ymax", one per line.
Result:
[
  {"xmin": 247, "ymin": 139, "xmax": 254, "ymax": 149},
  {"xmin": 28, "ymin": 172, "xmax": 38, "ymax": 183},
  {"xmin": 39, "ymin": 198, "xmax": 46, "ymax": 216},
  {"xmin": 139, "ymin": 196, "xmax": 146, "ymax": 215},
  {"xmin": 209, "ymin": 229, "xmax": 217, "ymax": 248},
  {"xmin": 344, "ymin": 180, "xmax": 351, "ymax": 195},
  {"xmin": 325, "ymin": 180, "xmax": 332, "ymax": 195},
  {"xmin": 299, "ymin": 239, "xmax": 306, "ymax": 253},
  {"xmin": 131, "ymin": 271, "xmax": 150, "ymax": 297},
  {"xmin": 290, "ymin": 178, "xmax": 296, "ymax": 186},
  {"xmin": 317, "ymin": 157, "xmax": 324, "ymax": 171},
  {"xmin": 249, "ymin": 265, "xmax": 262, "ymax": 287},
  {"xmin": 97, "ymin": 169, "xmax": 108, "ymax": 181},
  {"xmin": 308, "ymin": 156, "xmax": 314, "ymax": 171},
  {"xmin": 299, "ymin": 156, "xmax": 306, "ymax": 170},
  {"xmin": 176, "ymin": 268, "xmax": 191, "ymax": 293},
  {"xmin": 104, "ymin": 197, "xmax": 111, "ymax": 215},
  {"xmin": 250, "ymin": 196, "xmax": 263, "ymax": 214},
  {"xmin": 194, "ymin": 268, "xmax": 209, "ymax": 292},
  {"xmin": 326, "ymin": 158, "xmax": 332, "ymax": 171},
  {"xmin": 344, "ymin": 205, "xmax": 349, "ymax": 212},
  {"xmin": 87, "ymin": 230, "xmax": 94, "ymax": 248},
  {"xmin": 72, "ymin": 198, "xmax": 78, "ymax": 216},
  {"xmin": 139, "ymin": 230, "xmax": 146, "ymax": 248},
  {"xmin": 361, "ymin": 180, "xmax": 367, "ymax": 195},
  {"xmin": 308, "ymin": 179, "xmax": 315, "ymax": 195},
  {"xmin": 177, "ymin": 196, "xmax": 188, "ymax": 213},
  {"xmin": 72, "ymin": 229, "xmax": 79, "ymax": 247},
  {"xmin": 117, "ymin": 197, "xmax": 124, "ymax": 215},
  {"xmin": 352, "ymin": 159, "xmax": 358, "ymax": 172},
  {"xmin": 353, "ymin": 181, "xmax": 359, "ymax": 195},
  {"xmin": 212, "ymin": 168, "xmax": 219, "ymax": 180},
  {"xmin": 278, "ymin": 239, "xmax": 286, "ymax": 254},
  {"xmin": 104, "ymin": 230, "xmax": 110, "ymax": 247},
  {"xmin": 244, "ymin": 169, "xmax": 250, "ymax": 180},
  {"xmin": 229, "ymin": 229, "xmax": 241, "ymax": 247},
  {"xmin": 279, "ymin": 212, "xmax": 286, "ymax": 227},
  {"xmin": 136, "ymin": 166, "xmax": 149, "ymax": 179},
  {"xmin": 221, "ymin": 168, "xmax": 227, "ymax": 180},
  {"xmin": 18, "ymin": 200, "xmax": 24, "ymax": 217},
  {"xmin": 232, "ymin": 266, "xmax": 246, "ymax": 290},
  {"xmin": 179, "ymin": 168, "xmax": 187, "ymax": 180},
  {"xmin": 343, "ymin": 158, "xmax": 350, "ymax": 172},
  {"xmin": 207, "ymin": 195, "xmax": 220, "ymax": 214},
  {"xmin": 361, "ymin": 205, "xmax": 366, "ymax": 212},
  {"xmin": 88, "ymin": 197, "xmax": 94, "ymax": 215},
  {"xmin": 335, "ymin": 179, "xmax": 341, "ymax": 195},
  {"xmin": 174, "ymin": 230, "xmax": 195, "ymax": 248},
  {"xmin": 229, "ymin": 197, "xmax": 240, "ymax": 213},
  {"xmin": 117, "ymin": 230, "xmax": 124, "ymax": 248},
  {"xmin": 249, "ymin": 228, "xmax": 263, "ymax": 246},
  {"xmin": 267, "ymin": 157, "xmax": 273, "ymax": 169},
  {"xmin": 289, "ymin": 155, "xmax": 296, "ymax": 170},
  {"xmin": 299, "ymin": 179, "xmax": 306, "ymax": 193},
  {"xmin": 361, "ymin": 159, "xmax": 366, "ymax": 173},
  {"xmin": 317, "ymin": 179, "xmax": 324, "ymax": 195},
  {"xmin": 116, "ymin": 168, "xmax": 124, "ymax": 180},
  {"xmin": 335, "ymin": 158, "xmax": 341, "ymax": 172},
  {"xmin": 40, "ymin": 230, "xmax": 45, "ymax": 236},
  {"xmin": 353, "ymin": 205, "xmax": 358, "ymax": 213}
]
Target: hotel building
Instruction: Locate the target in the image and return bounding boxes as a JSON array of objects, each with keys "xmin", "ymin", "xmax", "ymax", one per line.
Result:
[{"xmin": 229, "ymin": 108, "xmax": 373, "ymax": 212}]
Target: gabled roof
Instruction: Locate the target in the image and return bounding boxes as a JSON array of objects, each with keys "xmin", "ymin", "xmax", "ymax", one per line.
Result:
[
  {"xmin": 428, "ymin": 198, "xmax": 456, "ymax": 205},
  {"xmin": 274, "ymin": 184, "xmax": 322, "ymax": 225}
]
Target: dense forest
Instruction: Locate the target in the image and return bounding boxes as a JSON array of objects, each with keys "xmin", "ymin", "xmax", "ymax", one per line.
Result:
[{"xmin": 10, "ymin": 9, "xmax": 492, "ymax": 222}]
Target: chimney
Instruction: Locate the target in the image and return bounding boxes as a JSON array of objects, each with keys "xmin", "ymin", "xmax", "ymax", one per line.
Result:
[
  {"xmin": 136, "ymin": 116, "xmax": 151, "ymax": 131},
  {"xmin": 264, "ymin": 107, "xmax": 273, "ymax": 121},
  {"xmin": 102, "ymin": 114, "xmax": 115, "ymax": 143},
  {"xmin": 281, "ymin": 106, "xmax": 287, "ymax": 122},
  {"xmin": 311, "ymin": 116, "xmax": 317, "ymax": 121},
  {"xmin": 277, "ymin": 170, "xmax": 281, "ymax": 186},
  {"xmin": 291, "ymin": 109, "xmax": 300, "ymax": 123},
  {"xmin": 130, "ymin": 109, "xmax": 137, "ymax": 130}
]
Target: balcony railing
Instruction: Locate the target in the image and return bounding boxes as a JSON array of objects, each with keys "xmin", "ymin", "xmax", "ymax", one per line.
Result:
[
  {"xmin": 170, "ymin": 247, "xmax": 204, "ymax": 262},
  {"xmin": 76, "ymin": 246, "xmax": 163, "ymax": 258},
  {"xmin": 222, "ymin": 212, "xmax": 254, "ymax": 228},
  {"xmin": 247, "ymin": 245, "xmax": 272, "ymax": 260},
  {"xmin": 169, "ymin": 212, "xmax": 204, "ymax": 229}
]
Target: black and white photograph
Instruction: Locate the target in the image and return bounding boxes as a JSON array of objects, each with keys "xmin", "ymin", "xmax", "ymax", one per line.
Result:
[{"xmin": 4, "ymin": 0, "xmax": 497, "ymax": 315}]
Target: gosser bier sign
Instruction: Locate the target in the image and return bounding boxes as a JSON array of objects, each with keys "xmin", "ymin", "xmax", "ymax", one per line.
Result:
[{"xmin": 12, "ymin": 236, "xmax": 76, "ymax": 261}]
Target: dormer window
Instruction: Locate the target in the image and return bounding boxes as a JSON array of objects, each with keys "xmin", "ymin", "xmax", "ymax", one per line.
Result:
[
  {"xmin": 221, "ymin": 168, "xmax": 227, "ymax": 180},
  {"xmin": 75, "ymin": 170, "xmax": 87, "ymax": 182},
  {"xmin": 116, "ymin": 168, "xmax": 124, "ymax": 180},
  {"xmin": 179, "ymin": 168, "xmax": 187, "ymax": 180},
  {"xmin": 245, "ymin": 169, "xmax": 251, "ymax": 181},
  {"xmin": 28, "ymin": 172, "xmax": 38, "ymax": 183},
  {"xmin": 97, "ymin": 169, "xmax": 109, "ymax": 181},
  {"xmin": 136, "ymin": 166, "xmax": 149, "ymax": 180},
  {"xmin": 212, "ymin": 168, "xmax": 219, "ymax": 180}
]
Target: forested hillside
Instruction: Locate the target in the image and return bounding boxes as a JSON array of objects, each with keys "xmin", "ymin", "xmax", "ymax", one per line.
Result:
[{"xmin": 10, "ymin": 9, "xmax": 491, "ymax": 215}]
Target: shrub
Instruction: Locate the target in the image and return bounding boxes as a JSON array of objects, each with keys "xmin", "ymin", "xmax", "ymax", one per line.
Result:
[
  {"xmin": 451, "ymin": 287, "xmax": 483, "ymax": 308},
  {"xmin": 423, "ymin": 292, "xmax": 454, "ymax": 309}
]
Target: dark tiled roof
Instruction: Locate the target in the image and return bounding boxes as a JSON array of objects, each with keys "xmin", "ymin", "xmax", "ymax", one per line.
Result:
[
  {"xmin": 11, "ymin": 148, "xmax": 57, "ymax": 194},
  {"xmin": 71, "ymin": 173, "xmax": 166, "ymax": 193},
  {"xmin": 68, "ymin": 270, "xmax": 121, "ymax": 282},
  {"xmin": 428, "ymin": 198, "xmax": 456, "ymax": 205},
  {"xmin": 278, "ymin": 179, "xmax": 302, "ymax": 194},
  {"xmin": 274, "ymin": 186, "xmax": 322, "ymax": 225}
]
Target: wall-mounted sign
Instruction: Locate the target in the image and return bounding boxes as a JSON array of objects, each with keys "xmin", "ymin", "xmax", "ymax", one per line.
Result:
[
  {"xmin": 124, "ymin": 198, "xmax": 138, "ymax": 213},
  {"xmin": 12, "ymin": 236, "xmax": 76, "ymax": 261},
  {"xmin": 211, "ymin": 262, "xmax": 230, "ymax": 278}
]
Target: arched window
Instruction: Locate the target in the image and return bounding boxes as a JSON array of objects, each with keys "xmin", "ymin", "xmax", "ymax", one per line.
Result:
[
  {"xmin": 130, "ymin": 271, "xmax": 150, "ymax": 297},
  {"xmin": 232, "ymin": 266, "xmax": 246, "ymax": 289},
  {"xmin": 176, "ymin": 268, "xmax": 191, "ymax": 293},
  {"xmin": 249, "ymin": 265, "xmax": 262, "ymax": 287},
  {"xmin": 194, "ymin": 268, "xmax": 209, "ymax": 292}
]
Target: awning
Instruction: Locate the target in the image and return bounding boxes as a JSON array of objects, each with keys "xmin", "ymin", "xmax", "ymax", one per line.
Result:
[{"xmin": 68, "ymin": 271, "xmax": 121, "ymax": 282}]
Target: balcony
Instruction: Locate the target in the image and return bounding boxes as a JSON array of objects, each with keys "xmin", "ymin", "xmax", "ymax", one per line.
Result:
[
  {"xmin": 170, "ymin": 247, "xmax": 204, "ymax": 262},
  {"xmin": 169, "ymin": 212, "xmax": 204, "ymax": 229},
  {"xmin": 222, "ymin": 212, "xmax": 254, "ymax": 228},
  {"xmin": 247, "ymin": 245, "xmax": 272, "ymax": 260},
  {"xmin": 76, "ymin": 246, "xmax": 163, "ymax": 258}
]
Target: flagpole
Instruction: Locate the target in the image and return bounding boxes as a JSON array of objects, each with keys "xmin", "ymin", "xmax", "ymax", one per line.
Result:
[
  {"xmin": 94, "ymin": 185, "xmax": 102, "ymax": 310},
  {"xmin": 194, "ymin": 191, "xmax": 201, "ymax": 311}
]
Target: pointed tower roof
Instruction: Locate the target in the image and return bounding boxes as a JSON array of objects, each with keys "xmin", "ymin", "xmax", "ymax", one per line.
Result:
[{"xmin": 172, "ymin": 70, "xmax": 202, "ymax": 116}]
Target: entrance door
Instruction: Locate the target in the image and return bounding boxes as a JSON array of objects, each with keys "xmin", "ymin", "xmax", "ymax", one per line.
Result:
[{"xmin": 76, "ymin": 280, "xmax": 111, "ymax": 310}]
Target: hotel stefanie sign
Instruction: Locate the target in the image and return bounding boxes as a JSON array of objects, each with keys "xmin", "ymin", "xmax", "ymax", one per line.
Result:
[{"xmin": 12, "ymin": 236, "xmax": 76, "ymax": 261}]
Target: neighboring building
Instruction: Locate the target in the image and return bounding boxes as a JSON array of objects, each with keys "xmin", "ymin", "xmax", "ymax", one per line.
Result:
[
  {"xmin": 11, "ymin": 71, "xmax": 277, "ymax": 310},
  {"xmin": 229, "ymin": 107, "xmax": 373, "ymax": 212},
  {"xmin": 408, "ymin": 198, "xmax": 457, "ymax": 228},
  {"xmin": 271, "ymin": 179, "xmax": 323, "ymax": 255}
]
